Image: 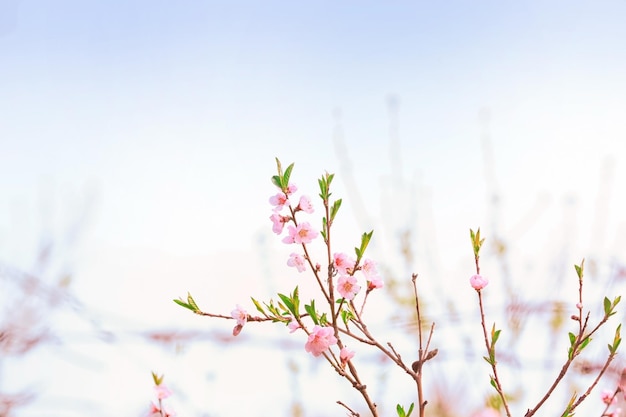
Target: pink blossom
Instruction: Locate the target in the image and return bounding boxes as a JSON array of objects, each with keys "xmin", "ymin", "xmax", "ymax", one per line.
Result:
[
  {"xmin": 576, "ymin": 302, "xmax": 583, "ymax": 309},
  {"xmin": 340, "ymin": 346, "xmax": 355, "ymax": 367},
  {"xmin": 286, "ymin": 183, "xmax": 297, "ymax": 195},
  {"xmin": 337, "ymin": 275, "xmax": 361, "ymax": 300},
  {"xmin": 367, "ymin": 277, "xmax": 384, "ymax": 290},
  {"xmin": 602, "ymin": 389, "xmax": 617, "ymax": 405},
  {"xmin": 305, "ymin": 325, "xmax": 337, "ymax": 357},
  {"xmin": 269, "ymin": 193, "xmax": 290, "ymax": 212},
  {"xmin": 270, "ymin": 213, "xmax": 289, "ymax": 234},
  {"xmin": 608, "ymin": 409, "xmax": 622, "ymax": 417},
  {"xmin": 147, "ymin": 402, "xmax": 176, "ymax": 417},
  {"xmin": 296, "ymin": 195, "xmax": 314, "ymax": 213},
  {"xmin": 288, "ymin": 318, "xmax": 301, "ymax": 333},
  {"xmin": 361, "ymin": 258, "xmax": 378, "ymax": 279},
  {"xmin": 231, "ymin": 304, "xmax": 247, "ymax": 326},
  {"xmin": 282, "ymin": 222, "xmax": 318, "ymax": 244},
  {"xmin": 333, "ymin": 252, "xmax": 355, "ymax": 275},
  {"xmin": 147, "ymin": 402, "xmax": 161, "ymax": 417},
  {"xmin": 287, "ymin": 253, "xmax": 307, "ymax": 272},
  {"xmin": 470, "ymin": 274, "xmax": 489, "ymax": 290},
  {"xmin": 154, "ymin": 384, "xmax": 172, "ymax": 400}
]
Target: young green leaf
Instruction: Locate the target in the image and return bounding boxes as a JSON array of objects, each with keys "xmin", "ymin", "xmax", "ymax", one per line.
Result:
[
  {"xmin": 568, "ymin": 332, "xmax": 576, "ymax": 346},
  {"xmin": 283, "ymin": 163, "xmax": 295, "ymax": 188},
  {"xmin": 574, "ymin": 261, "xmax": 583, "ymax": 280},
  {"xmin": 341, "ymin": 309, "xmax": 354, "ymax": 325},
  {"xmin": 292, "ymin": 287, "xmax": 300, "ymax": 318},
  {"xmin": 305, "ymin": 301, "xmax": 319, "ymax": 325},
  {"xmin": 579, "ymin": 336, "xmax": 591, "ymax": 352},
  {"xmin": 278, "ymin": 293, "xmax": 295, "ymax": 317},
  {"xmin": 185, "ymin": 292, "xmax": 199, "ymax": 312},
  {"xmin": 173, "ymin": 298, "xmax": 196, "ymax": 312},
  {"xmin": 151, "ymin": 371, "xmax": 164, "ymax": 386},
  {"xmin": 604, "ymin": 296, "xmax": 611, "ymax": 316},
  {"xmin": 330, "ymin": 199, "xmax": 342, "ymax": 222},
  {"xmin": 609, "ymin": 324, "xmax": 622, "ymax": 354},
  {"xmin": 251, "ymin": 297, "xmax": 269, "ymax": 317}
]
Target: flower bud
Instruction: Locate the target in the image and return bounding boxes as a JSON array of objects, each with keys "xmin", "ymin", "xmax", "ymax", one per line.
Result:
[{"xmin": 469, "ymin": 274, "xmax": 489, "ymax": 290}]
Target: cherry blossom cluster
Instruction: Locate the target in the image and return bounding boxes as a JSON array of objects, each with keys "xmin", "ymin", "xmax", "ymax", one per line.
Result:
[{"xmin": 174, "ymin": 161, "xmax": 624, "ymax": 417}]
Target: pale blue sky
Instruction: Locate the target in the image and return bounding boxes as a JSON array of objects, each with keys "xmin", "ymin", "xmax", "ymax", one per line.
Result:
[{"xmin": 2, "ymin": 2, "xmax": 626, "ymax": 416}]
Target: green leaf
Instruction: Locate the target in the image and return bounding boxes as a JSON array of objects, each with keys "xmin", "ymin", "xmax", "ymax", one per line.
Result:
[
  {"xmin": 604, "ymin": 296, "xmax": 611, "ymax": 316},
  {"xmin": 355, "ymin": 230, "xmax": 373, "ymax": 261},
  {"xmin": 275, "ymin": 157, "xmax": 283, "ymax": 176},
  {"xmin": 341, "ymin": 309, "xmax": 354, "ymax": 325},
  {"xmin": 470, "ymin": 227, "xmax": 484, "ymax": 256},
  {"xmin": 187, "ymin": 292, "xmax": 200, "ymax": 311},
  {"xmin": 568, "ymin": 332, "xmax": 576, "ymax": 346},
  {"xmin": 292, "ymin": 287, "xmax": 300, "ymax": 318},
  {"xmin": 610, "ymin": 324, "xmax": 622, "ymax": 353},
  {"xmin": 396, "ymin": 404, "xmax": 405, "ymax": 417},
  {"xmin": 173, "ymin": 298, "xmax": 196, "ymax": 312},
  {"xmin": 283, "ymin": 163, "xmax": 295, "ymax": 187},
  {"xmin": 271, "ymin": 175, "xmax": 282, "ymax": 188},
  {"xmin": 330, "ymin": 199, "xmax": 342, "ymax": 222},
  {"xmin": 574, "ymin": 259, "xmax": 584, "ymax": 280},
  {"xmin": 318, "ymin": 178, "xmax": 326, "ymax": 199},
  {"xmin": 305, "ymin": 301, "xmax": 319, "ymax": 325},
  {"xmin": 491, "ymin": 324, "xmax": 501, "ymax": 345},
  {"xmin": 251, "ymin": 297, "xmax": 268, "ymax": 317},
  {"xmin": 579, "ymin": 336, "xmax": 591, "ymax": 351},
  {"xmin": 278, "ymin": 293, "xmax": 295, "ymax": 316},
  {"xmin": 406, "ymin": 402, "xmax": 414, "ymax": 417},
  {"xmin": 151, "ymin": 371, "xmax": 163, "ymax": 386},
  {"xmin": 560, "ymin": 392, "xmax": 577, "ymax": 417},
  {"xmin": 489, "ymin": 376, "xmax": 497, "ymax": 389}
]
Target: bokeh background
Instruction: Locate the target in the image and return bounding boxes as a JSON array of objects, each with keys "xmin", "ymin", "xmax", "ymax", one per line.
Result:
[{"xmin": 2, "ymin": 1, "xmax": 626, "ymax": 416}]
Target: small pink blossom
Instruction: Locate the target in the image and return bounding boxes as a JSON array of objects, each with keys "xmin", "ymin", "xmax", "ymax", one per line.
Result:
[
  {"xmin": 470, "ymin": 274, "xmax": 489, "ymax": 290},
  {"xmin": 147, "ymin": 402, "xmax": 176, "ymax": 417},
  {"xmin": 282, "ymin": 222, "xmax": 318, "ymax": 244},
  {"xmin": 270, "ymin": 213, "xmax": 289, "ymax": 234},
  {"xmin": 337, "ymin": 275, "xmax": 361, "ymax": 300},
  {"xmin": 340, "ymin": 346, "xmax": 355, "ymax": 368},
  {"xmin": 288, "ymin": 318, "xmax": 301, "ymax": 333},
  {"xmin": 231, "ymin": 304, "xmax": 247, "ymax": 326},
  {"xmin": 333, "ymin": 252, "xmax": 355, "ymax": 275},
  {"xmin": 602, "ymin": 389, "xmax": 617, "ymax": 405},
  {"xmin": 367, "ymin": 277, "xmax": 384, "ymax": 290},
  {"xmin": 154, "ymin": 384, "xmax": 172, "ymax": 400},
  {"xmin": 269, "ymin": 193, "xmax": 290, "ymax": 212},
  {"xmin": 287, "ymin": 253, "xmax": 307, "ymax": 272},
  {"xmin": 286, "ymin": 183, "xmax": 297, "ymax": 195},
  {"xmin": 576, "ymin": 302, "xmax": 583, "ymax": 309},
  {"xmin": 607, "ymin": 409, "xmax": 622, "ymax": 417},
  {"xmin": 305, "ymin": 325, "xmax": 337, "ymax": 357},
  {"xmin": 296, "ymin": 195, "xmax": 314, "ymax": 213},
  {"xmin": 361, "ymin": 258, "xmax": 378, "ymax": 279}
]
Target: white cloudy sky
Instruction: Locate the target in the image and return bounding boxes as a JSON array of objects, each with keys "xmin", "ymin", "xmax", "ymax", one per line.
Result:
[{"xmin": 2, "ymin": 1, "xmax": 626, "ymax": 416}]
